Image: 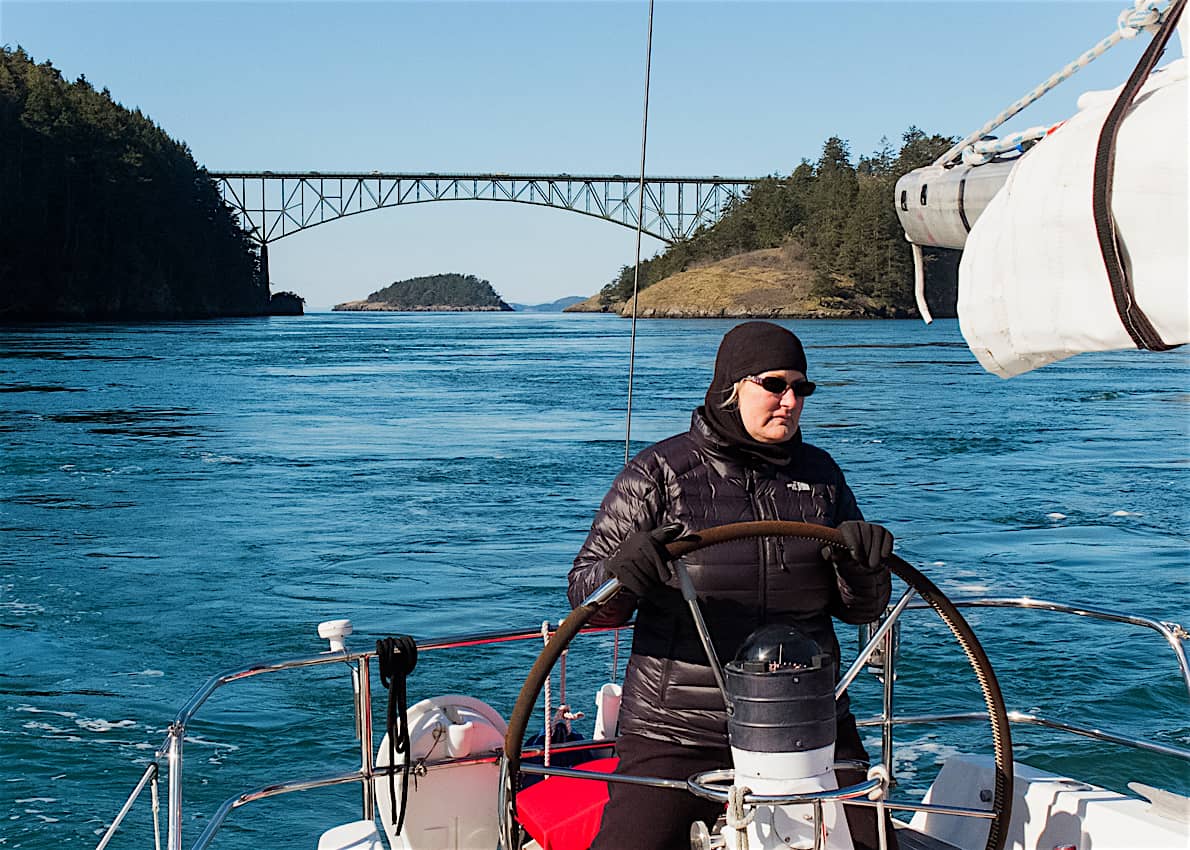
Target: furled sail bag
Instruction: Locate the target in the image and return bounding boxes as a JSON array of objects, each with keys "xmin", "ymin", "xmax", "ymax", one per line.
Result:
[{"xmin": 958, "ymin": 55, "xmax": 1187, "ymax": 377}]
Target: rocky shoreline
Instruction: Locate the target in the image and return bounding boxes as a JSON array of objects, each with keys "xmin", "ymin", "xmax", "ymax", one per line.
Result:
[
  {"xmin": 565, "ymin": 300, "xmax": 911, "ymax": 319},
  {"xmin": 332, "ymin": 301, "xmax": 510, "ymax": 312},
  {"xmin": 563, "ymin": 247, "xmax": 930, "ymax": 320}
]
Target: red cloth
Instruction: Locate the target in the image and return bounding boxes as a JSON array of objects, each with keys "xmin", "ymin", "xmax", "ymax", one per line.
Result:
[{"xmin": 516, "ymin": 757, "xmax": 619, "ymax": 850}]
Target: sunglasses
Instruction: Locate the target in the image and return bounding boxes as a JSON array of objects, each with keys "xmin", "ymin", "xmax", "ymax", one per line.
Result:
[{"xmin": 743, "ymin": 375, "xmax": 817, "ymax": 398}]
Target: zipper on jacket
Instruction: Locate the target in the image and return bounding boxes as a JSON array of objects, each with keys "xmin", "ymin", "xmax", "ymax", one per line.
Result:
[
  {"xmin": 745, "ymin": 467, "xmax": 768, "ymax": 624},
  {"xmin": 766, "ymin": 486, "xmax": 788, "ymax": 569}
]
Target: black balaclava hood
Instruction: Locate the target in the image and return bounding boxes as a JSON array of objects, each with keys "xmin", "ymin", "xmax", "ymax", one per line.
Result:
[{"xmin": 701, "ymin": 321, "xmax": 809, "ymax": 465}]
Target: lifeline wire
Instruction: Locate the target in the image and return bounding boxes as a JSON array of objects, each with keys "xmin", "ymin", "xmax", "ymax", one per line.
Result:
[{"xmin": 624, "ymin": 0, "xmax": 655, "ymax": 466}]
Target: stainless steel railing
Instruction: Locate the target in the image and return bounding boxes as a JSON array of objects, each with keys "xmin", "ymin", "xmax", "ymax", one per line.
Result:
[
  {"xmin": 852, "ymin": 596, "xmax": 1190, "ymax": 792},
  {"xmin": 939, "ymin": 597, "xmax": 1190, "ymax": 694},
  {"xmin": 94, "ymin": 622, "xmax": 629, "ymax": 850},
  {"xmin": 95, "ymin": 762, "xmax": 161, "ymax": 850},
  {"xmin": 95, "ymin": 600, "xmax": 1188, "ymax": 850},
  {"xmin": 918, "ymin": 597, "xmax": 1189, "ymax": 738}
]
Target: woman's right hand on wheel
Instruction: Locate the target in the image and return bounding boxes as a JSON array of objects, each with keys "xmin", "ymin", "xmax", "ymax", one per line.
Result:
[{"xmin": 605, "ymin": 525, "xmax": 682, "ymax": 596}]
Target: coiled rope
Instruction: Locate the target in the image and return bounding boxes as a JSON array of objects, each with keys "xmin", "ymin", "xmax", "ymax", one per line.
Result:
[
  {"xmin": 726, "ymin": 784, "xmax": 755, "ymax": 849},
  {"xmin": 935, "ymin": 0, "xmax": 1173, "ymax": 168},
  {"xmin": 376, "ymin": 635, "xmax": 418, "ymax": 835},
  {"xmin": 959, "ymin": 121, "xmax": 1065, "ymax": 166}
]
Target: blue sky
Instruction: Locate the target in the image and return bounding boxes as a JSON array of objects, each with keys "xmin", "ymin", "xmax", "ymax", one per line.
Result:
[{"xmin": 1, "ymin": 1, "xmax": 1158, "ymax": 308}]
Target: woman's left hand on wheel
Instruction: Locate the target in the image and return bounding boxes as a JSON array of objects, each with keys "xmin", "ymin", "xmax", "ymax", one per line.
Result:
[{"xmin": 824, "ymin": 520, "xmax": 894, "ymax": 572}]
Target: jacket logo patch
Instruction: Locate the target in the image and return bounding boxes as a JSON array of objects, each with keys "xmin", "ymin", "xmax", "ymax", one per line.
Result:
[{"xmin": 787, "ymin": 481, "xmax": 811, "ymax": 492}]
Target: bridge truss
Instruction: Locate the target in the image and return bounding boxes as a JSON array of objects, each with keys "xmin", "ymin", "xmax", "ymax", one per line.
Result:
[{"xmin": 210, "ymin": 172, "xmax": 757, "ymax": 245}]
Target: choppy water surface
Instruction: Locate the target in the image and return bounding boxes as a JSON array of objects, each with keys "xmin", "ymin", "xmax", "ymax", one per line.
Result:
[{"xmin": 2, "ymin": 314, "xmax": 1187, "ymax": 848}]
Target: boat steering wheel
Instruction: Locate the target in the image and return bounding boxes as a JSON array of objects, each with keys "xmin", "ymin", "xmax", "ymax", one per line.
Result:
[{"xmin": 500, "ymin": 521, "xmax": 1013, "ymax": 850}]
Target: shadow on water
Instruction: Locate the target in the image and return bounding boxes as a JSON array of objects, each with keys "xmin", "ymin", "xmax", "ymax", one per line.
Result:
[
  {"xmin": 47, "ymin": 408, "xmax": 209, "ymax": 423},
  {"xmin": 0, "ymin": 384, "xmax": 86, "ymax": 393}
]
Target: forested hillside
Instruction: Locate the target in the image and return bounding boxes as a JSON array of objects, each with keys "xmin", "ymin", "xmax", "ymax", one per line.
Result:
[
  {"xmin": 334, "ymin": 273, "xmax": 512, "ymax": 311},
  {"xmin": 597, "ymin": 129, "xmax": 959, "ymax": 314},
  {"xmin": 0, "ymin": 47, "xmax": 267, "ymax": 320}
]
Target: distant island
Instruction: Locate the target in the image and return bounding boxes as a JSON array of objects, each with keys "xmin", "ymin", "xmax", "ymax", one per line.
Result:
[
  {"xmin": 333, "ymin": 273, "xmax": 513, "ymax": 312},
  {"xmin": 510, "ymin": 296, "xmax": 586, "ymax": 313}
]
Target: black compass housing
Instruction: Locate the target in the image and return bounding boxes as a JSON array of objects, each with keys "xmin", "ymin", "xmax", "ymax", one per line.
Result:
[{"xmin": 724, "ymin": 624, "xmax": 837, "ymax": 753}]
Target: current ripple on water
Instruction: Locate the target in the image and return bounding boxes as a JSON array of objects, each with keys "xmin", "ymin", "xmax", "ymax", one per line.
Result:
[{"xmin": 1, "ymin": 314, "xmax": 1186, "ymax": 847}]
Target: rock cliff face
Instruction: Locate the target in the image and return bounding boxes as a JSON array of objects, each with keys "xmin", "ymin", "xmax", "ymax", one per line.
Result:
[{"xmin": 566, "ymin": 246, "xmax": 928, "ymax": 319}]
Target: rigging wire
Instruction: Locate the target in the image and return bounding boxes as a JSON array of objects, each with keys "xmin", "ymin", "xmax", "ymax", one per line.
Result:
[
  {"xmin": 933, "ymin": 0, "xmax": 1173, "ymax": 167},
  {"xmin": 624, "ymin": 0, "xmax": 655, "ymax": 466}
]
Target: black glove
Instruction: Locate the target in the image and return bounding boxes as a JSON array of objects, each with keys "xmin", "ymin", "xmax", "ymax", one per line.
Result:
[
  {"xmin": 823, "ymin": 520, "xmax": 894, "ymax": 573},
  {"xmin": 605, "ymin": 524, "xmax": 682, "ymax": 597}
]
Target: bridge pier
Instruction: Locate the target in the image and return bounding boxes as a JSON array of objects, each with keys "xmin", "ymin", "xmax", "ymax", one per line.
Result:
[{"xmin": 259, "ymin": 241, "xmax": 270, "ymax": 289}]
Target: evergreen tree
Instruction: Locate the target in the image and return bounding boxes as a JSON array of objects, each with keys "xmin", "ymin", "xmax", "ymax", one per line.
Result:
[
  {"xmin": 0, "ymin": 47, "xmax": 266, "ymax": 320},
  {"xmin": 366, "ymin": 273, "xmax": 511, "ymax": 310},
  {"xmin": 802, "ymin": 137, "xmax": 858, "ymax": 294}
]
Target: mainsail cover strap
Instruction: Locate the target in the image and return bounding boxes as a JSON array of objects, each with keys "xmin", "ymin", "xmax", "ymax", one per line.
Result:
[{"xmin": 1093, "ymin": 0, "xmax": 1185, "ymax": 352}]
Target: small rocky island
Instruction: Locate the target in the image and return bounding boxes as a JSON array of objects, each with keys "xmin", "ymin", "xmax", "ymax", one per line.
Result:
[
  {"xmin": 269, "ymin": 291, "xmax": 305, "ymax": 315},
  {"xmin": 334, "ymin": 273, "xmax": 513, "ymax": 312}
]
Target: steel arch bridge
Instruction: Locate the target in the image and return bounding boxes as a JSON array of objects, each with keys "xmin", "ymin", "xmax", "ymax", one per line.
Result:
[{"xmin": 209, "ymin": 171, "xmax": 758, "ymax": 247}]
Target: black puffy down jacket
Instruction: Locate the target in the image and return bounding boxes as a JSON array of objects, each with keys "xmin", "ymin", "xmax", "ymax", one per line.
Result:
[{"xmin": 568, "ymin": 409, "xmax": 891, "ymax": 748}]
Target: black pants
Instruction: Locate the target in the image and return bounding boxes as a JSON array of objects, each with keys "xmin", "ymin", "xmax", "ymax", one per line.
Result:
[{"xmin": 589, "ymin": 717, "xmax": 898, "ymax": 850}]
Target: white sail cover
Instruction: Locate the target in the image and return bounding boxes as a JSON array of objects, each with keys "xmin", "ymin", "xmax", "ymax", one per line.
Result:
[{"xmin": 958, "ymin": 57, "xmax": 1187, "ymax": 378}]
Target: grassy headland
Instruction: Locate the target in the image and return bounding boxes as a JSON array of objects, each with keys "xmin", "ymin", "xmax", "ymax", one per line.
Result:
[{"xmin": 570, "ymin": 131, "xmax": 961, "ymax": 319}]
